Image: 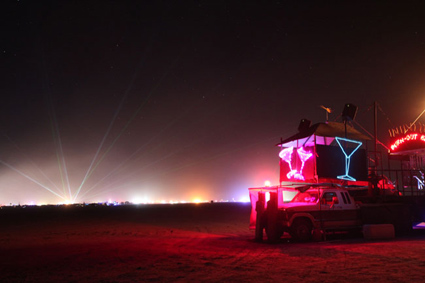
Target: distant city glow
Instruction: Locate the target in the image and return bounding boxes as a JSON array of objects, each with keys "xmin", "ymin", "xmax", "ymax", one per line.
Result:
[
  {"xmin": 239, "ymin": 196, "xmax": 250, "ymax": 202},
  {"xmin": 0, "ymin": 197, "xmax": 254, "ymax": 207},
  {"xmin": 415, "ymin": 222, "xmax": 425, "ymax": 228}
]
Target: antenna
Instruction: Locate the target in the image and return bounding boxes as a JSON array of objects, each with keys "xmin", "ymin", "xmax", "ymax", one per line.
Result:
[
  {"xmin": 405, "ymin": 109, "xmax": 425, "ymax": 134},
  {"xmin": 320, "ymin": 105, "xmax": 332, "ymax": 122}
]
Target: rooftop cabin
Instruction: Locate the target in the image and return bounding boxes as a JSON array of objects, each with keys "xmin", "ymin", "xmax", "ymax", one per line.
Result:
[
  {"xmin": 248, "ymin": 117, "xmax": 372, "ymax": 230},
  {"xmin": 276, "ymin": 120, "xmax": 370, "ymax": 187}
]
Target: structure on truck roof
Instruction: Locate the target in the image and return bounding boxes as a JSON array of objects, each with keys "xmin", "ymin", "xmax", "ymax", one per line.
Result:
[
  {"xmin": 276, "ymin": 120, "xmax": 370, "ymax": 185},
  {"xmin": 277, "ymin": 121, "xmax": 370, "ymax": 148}
]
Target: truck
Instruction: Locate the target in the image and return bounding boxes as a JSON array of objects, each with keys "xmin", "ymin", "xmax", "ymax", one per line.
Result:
[
  {"xmin": 248, "ymin": 116, "xmax": 425, "ymax": 242},
  {"xmin": 250, "ymin": 183, "xmax": 417, "ymax": 242}
]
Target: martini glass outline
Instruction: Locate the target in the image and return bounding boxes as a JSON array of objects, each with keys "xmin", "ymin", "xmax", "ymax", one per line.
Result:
[
  {"xmin": 335, "ymin": 137, "xmax": 362, "ymax": 181},
  {"xmin": 279, "ymin": 147, "xmax": 297, "ymax": 179},
  {"xmin": 296, "ymin": 147, "xmax": 313, "ymax": 180}
]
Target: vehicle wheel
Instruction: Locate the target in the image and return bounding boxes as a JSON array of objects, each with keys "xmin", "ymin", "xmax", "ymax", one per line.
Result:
[{"xmin": 290, "ymin": 219, "xmax": 312, "ymax": 242}]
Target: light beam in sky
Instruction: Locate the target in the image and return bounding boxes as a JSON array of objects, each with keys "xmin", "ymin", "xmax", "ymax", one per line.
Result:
[
  {"xmin": 73, "ymin": 56, "xmax": 179, "ymax": 202},
  {"xmin": 72, "ymin": 40, "xmax": 156, "ymax": 202},
  {"xmin": 2, "ymin": 133, "xmax": 64, "ymax": 197},
  {"xmin": 0, "ymin": 160, "xmax": 67, "ymax": 201}
]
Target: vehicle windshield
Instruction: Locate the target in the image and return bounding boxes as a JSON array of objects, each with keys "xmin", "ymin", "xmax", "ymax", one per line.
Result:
[{"xmin": 291, "ymin": 191, "xmax": 319, "ymax": 203}]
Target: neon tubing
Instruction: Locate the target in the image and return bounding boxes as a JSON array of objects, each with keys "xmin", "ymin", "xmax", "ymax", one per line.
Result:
[{"xmin": 335, "ymin": 137, "xmax": 362, "ymax": 181}]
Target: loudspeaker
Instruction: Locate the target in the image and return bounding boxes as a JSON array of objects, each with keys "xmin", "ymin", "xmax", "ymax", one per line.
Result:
[
  {"xmin": 342, "ymin": 103, "xmax": 358, "ymax": 121},
  {"xmin": 298, "ymin": 119, "xmax": 312, "ymax": 132}
]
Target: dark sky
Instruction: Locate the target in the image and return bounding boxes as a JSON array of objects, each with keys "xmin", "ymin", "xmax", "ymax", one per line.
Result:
[{"xmin": 2, "ymin": 1, "xmax": 425, "ymax": 204}]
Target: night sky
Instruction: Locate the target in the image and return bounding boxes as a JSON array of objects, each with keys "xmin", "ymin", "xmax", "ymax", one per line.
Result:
[{"xmin": 2, "ymin": 1, "xmax": 425, "ymax": 204}]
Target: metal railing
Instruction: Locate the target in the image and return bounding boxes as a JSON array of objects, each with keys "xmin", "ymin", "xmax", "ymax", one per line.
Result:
[{"xmin": 376, "ymin": 169, "xmax": 425, "ymax": 196}]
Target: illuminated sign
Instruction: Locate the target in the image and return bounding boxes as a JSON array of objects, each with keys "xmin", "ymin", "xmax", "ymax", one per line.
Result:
[
  {"xmin": 279, "ymin": 146, "xmax": 313, "ymax": 181},
  {"xmin": 414, "ymin": 176, "xmax": 424, "ymax": 190},
  {"xmin": 335, "ymin": 137, "xmax": 362, "ymax": 181},
  {"xmin": 389, "ymin": 122, "xmax": 425, "ymax": 138},
  {"xmin": 297, "ymin": 147, "xmax": 313, "ymax": 180},
  {"xmin": 390, "ymin": 133, "xmax": 425, "ymax": 152},
  {"xmin": 315, "ymin": 145, "xmax": 367, "ymax": 181},
  {"xmin": 279, "ymin": 146, "xmax": 294, "ymax": 176}
]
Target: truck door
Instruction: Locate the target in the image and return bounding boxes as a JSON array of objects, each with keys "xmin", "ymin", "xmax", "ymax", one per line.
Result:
[
  {"xmin": 320, "ymin": 191, "xmax": 358, "ymax": 229},
  {"xmin": 321, "ymin": 192, "xmax": 340, "ymax": 208}
]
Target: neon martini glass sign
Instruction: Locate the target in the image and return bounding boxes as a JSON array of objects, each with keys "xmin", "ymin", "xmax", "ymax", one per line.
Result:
[
  {"xmin": 279, "ymin": 147, "xmax": 297, "ymax": 179},
  {"xmin": 297, "ymin": 147, "xmax": 312, "ymax": 180},
  {"xmin": 279, "ymin": 146, "xmax": 313, "ymax": 181},
  {"xmin": 335, "ymin": 137, "xmax": 362, "ymax": 181}
]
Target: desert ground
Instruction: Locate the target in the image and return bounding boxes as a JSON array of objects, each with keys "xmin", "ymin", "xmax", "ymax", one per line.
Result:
[{"xmin": 1, "ymin": 203, "xmax": 425, "ymax": 282}]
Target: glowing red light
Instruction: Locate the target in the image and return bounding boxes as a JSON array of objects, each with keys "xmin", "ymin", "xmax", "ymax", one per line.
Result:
[
  {"xmin": 390, "ymin": 133, "xmax": 425, "ymax": 151},
  {"xmin": 296, "ymin": 147, "xmax": 312, "ymax": 180}
]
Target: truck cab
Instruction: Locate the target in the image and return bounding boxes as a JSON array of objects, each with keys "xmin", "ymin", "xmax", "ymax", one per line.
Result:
[{"xmin": 251, "ymin": 184, "xmax": 362, "ymax": 242}]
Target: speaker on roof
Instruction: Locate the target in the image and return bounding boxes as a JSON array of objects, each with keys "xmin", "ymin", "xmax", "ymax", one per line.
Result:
[
  {"xmin": 298, "ymin": 119, "xmax": 312, "ymax": 132},
  {"xmin": 342, "ymin": 103, "xmax": 358, "ymax": 121}
]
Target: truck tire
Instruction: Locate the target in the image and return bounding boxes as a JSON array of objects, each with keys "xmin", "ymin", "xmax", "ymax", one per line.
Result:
[{"xmin": 290, "ymin": 218, "xmax": 312, "ymax": 242}]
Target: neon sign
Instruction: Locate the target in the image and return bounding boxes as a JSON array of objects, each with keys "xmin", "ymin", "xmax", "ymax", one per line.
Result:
[
  {"xmin": 335, "ymin": 137, "xmax": 362, "ymax": 181},
  {"xmin": 414, "ymin": 176, "xmax": 424, "ymax": 190},
  {"xmin": 297, "ymin": 147, "xmax": 312, "ymax": 180},
  {"xmin": 389, "ymin": 122, "xmax": 425, "ymax": 138},
  {"xmin": 390, "ymin": 133, "xmax": 425, "ymax": 151},
  {"xmin": 414, "ymin": 171, "xmax": 424, "ymax": 190},
  {"xmin": 279, "ymin": 146, "xmax": 294, "ymax": 172},
  {"xmin": 279, "ymin": 146, "xmax": 313, "ymax": 181}
]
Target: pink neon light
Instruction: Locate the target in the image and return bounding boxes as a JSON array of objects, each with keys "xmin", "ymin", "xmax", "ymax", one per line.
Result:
[
  {"xmin": 279, "ymin": 147, "xmax": 294, "ymax": 171},
  {"xmin": 296, "ymin": 147, "xmax": 313, "ymax": 180},
  {"xmin": 390, "ymin": 133, "xmax": 425, "ymax": 151},
  {"xmin": 279, "ymin": 146, "xmax": 313, "ymax": 181}
]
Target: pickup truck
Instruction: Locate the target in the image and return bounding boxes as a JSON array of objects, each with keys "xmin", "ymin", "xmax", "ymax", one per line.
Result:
[{"xmin": 249, "ymin": 183, "xmax": 412, "ymax": 242}]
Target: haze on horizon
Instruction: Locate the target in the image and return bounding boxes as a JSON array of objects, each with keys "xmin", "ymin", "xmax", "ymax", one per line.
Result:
[{"xmin": 2, "ymin": 1, "xmax": 425, "ymax": 205}]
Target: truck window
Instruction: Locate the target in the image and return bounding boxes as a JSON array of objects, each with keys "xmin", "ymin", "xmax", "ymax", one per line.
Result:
[
  {"xmin": 321, "ymin": 192, "xmax": 337, "ymax": 205},
  {"xmin": 344, "ymin": 192, "xmax": 351, "ymax": 204},
  {"xmin": 282, "ymin": 190, "xmax": 297, "ymax": 203},
  {"xmin": 340, "ymin": 191, "xmax": 347, "ymax": 204},
  {"xmin": 291, "ymin": 192, "xmax": 319, "ymax": 203}
]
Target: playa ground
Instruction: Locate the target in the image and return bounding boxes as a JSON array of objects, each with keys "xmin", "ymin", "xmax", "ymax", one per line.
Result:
[{"xmin": 1, "ymin": 203, "xmax": 425, "ymax": 282}]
